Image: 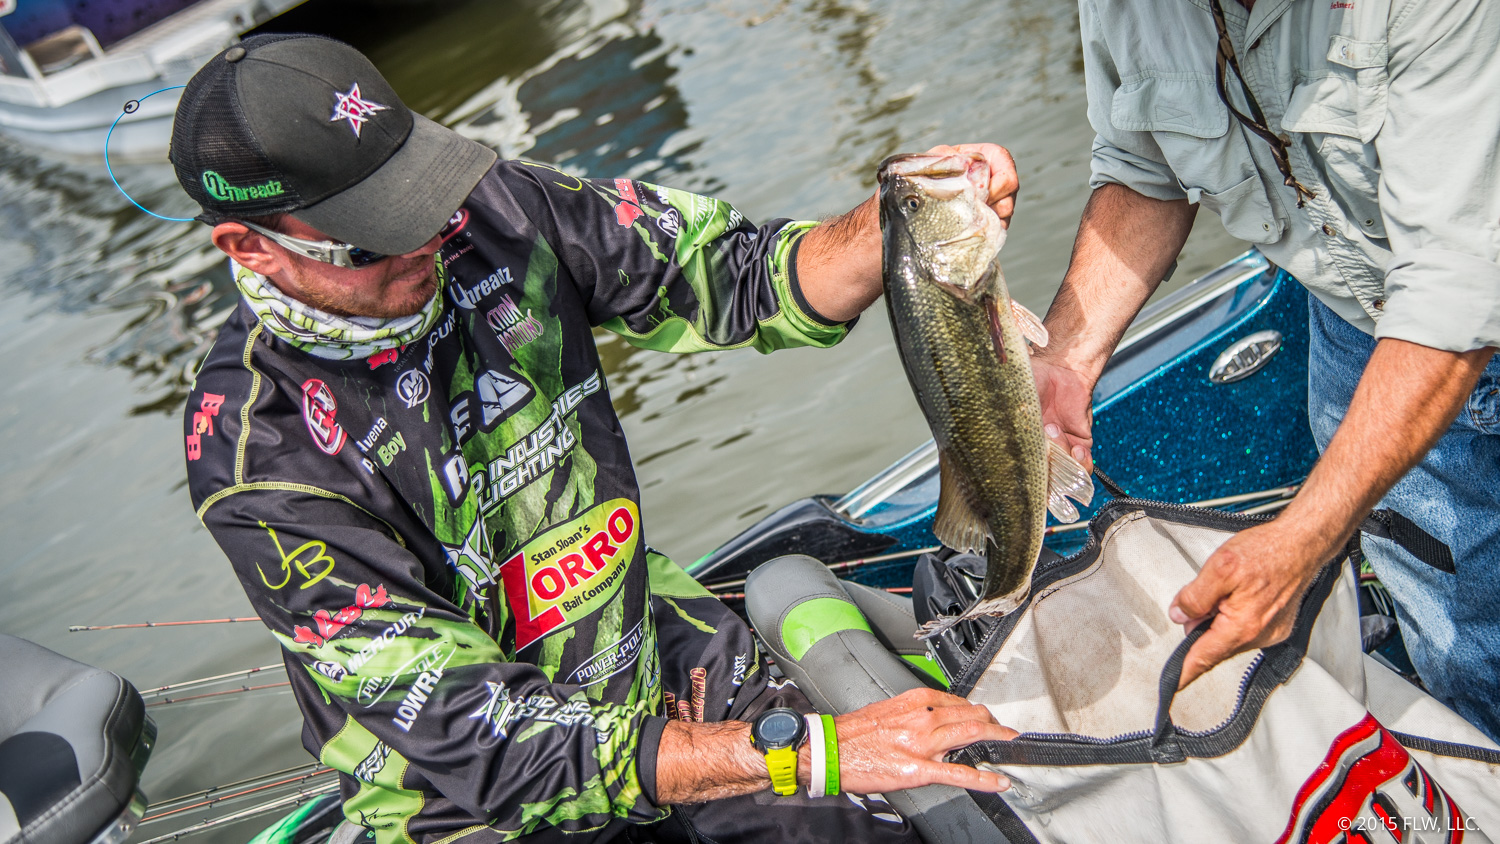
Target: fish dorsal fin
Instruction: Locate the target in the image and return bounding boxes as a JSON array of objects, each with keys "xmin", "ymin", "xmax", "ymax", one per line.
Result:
[
  {"xmin": 1011, "ymin": 298, "xmax": 1049, "ymax": 348},
  {"xmin": 933, "ymin": 449, "xmax": 989, "ymax": 554},
  {"xmin": 1044, "ymin": 438, "xmax": 1095, "ymax": 523}
]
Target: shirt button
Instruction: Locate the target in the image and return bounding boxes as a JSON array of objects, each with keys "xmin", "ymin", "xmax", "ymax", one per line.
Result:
[
  {"xmin": 1373, "ymin": 298, "xmax": 1385, "ymax": 311},
  {"xmin": 1321, "ymin": 224, "xmax": 1336, "ymax": 236},
  {"xmin": 1363, "ymin": 218, "xmax": 1376, "ymax": 227}
]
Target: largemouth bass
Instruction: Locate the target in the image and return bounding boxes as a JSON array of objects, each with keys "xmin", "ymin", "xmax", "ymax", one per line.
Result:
[{"xmin": 878, "ymin": 151, "xmax": 1093, "ymax": 631}]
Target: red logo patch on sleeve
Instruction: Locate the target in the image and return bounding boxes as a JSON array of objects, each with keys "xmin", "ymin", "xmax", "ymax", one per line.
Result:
[
  {"xmin": 613, "ymin": 179, "xmax": 644, "ymax": 227},
  {"xmin": 186, "ymin": 392, "xmax": 227, "ymax": 461},
  {"xmin": 301, "ymin": 379, "xmax": 347, "ymax": 456}
]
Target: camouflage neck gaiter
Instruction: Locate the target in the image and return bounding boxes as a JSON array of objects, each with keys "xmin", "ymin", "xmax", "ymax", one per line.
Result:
[{"xmin": 232, "ymin": 260, "xmax": 446, "ymax": 361}]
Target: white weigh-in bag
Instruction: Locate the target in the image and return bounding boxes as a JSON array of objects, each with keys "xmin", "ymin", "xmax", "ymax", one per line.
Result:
[{"xmin": 932, "ymin": 502, "xmax": 1500, "ymax": 844}]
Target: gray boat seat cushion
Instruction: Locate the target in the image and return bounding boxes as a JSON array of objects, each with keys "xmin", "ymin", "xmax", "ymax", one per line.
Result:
[
  {"xmin": 839, "ymin": 580, "xmax": 925, "ymax": 656},
  {"xmin": 746, "ymin": 555, "xmax": 939, "ymax": 704},
  {"xmin": 745, "ymin": 555, "xmax": 1000, "ymax": 844},
  {"xmin": 0, "ymin": 635, "xmax": 148, "ymax": 844}
]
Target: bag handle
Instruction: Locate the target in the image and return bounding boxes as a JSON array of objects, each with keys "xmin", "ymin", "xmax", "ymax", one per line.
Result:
[
  {"xmin": 1360, "ymin": 509, "xmax": 1454, "ymax": 574},
  {"xmin": 1150, "ymin": 625, "xmax": 1210, "ymax": 764}
]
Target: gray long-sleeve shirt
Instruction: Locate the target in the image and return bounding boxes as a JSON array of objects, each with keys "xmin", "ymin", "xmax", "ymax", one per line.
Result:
[{"xmin": 1080, "ymin": 0, "xmax": 1500, "ymax": 352}]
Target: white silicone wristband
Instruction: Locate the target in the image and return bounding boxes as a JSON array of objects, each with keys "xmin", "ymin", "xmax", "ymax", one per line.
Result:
[{"xmin": 805, "ymin": 713, "xmax": 826, "ymax": 798}]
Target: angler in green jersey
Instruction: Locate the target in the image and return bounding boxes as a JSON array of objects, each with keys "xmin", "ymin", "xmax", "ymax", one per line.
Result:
[{"xmin": 175, "ymin": 34, "xmax": 1018, "ymax": 844}]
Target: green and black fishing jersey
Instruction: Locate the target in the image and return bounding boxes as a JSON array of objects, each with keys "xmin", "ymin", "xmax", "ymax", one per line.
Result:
[{"xmin": 183, "ymin": 160, "xmax": 851, "ymax": 843}]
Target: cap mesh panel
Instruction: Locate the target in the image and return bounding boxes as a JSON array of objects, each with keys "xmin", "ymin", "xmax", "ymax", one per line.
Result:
[{"xmin": 171, "ymin": 34, "xmax": 307, "ymax": 222}]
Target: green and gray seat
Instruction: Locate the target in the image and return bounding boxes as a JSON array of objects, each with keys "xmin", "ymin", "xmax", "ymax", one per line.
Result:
[{"xmin": 745, "ymin": 555, "xmax": 997, "ymax": 844}]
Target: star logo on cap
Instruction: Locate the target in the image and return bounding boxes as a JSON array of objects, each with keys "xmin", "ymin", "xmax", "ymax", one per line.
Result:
[{"xmin": 330, "ymin": 82, "xmax": 388, "ymax": 138}]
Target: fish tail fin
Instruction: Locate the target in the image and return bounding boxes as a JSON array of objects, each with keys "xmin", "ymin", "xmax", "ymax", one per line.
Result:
[
  {"xmin": 916, "ymin": 593, "xmax": 1030, "ymax": 640},
  {"xmin": 1010, "ymin": 298, "xmax": 1049, "ymax": 348},
  {"xmin": 1044, "ymin": 438, "xmax": 1095, "ymax": 523},
  {"xmin": 933, "ymin": 450, "xmax": 989, "ymax": 554},
  {"xmin": 915, "ymin": 614, "xmax": 961, "ymax": 640}
]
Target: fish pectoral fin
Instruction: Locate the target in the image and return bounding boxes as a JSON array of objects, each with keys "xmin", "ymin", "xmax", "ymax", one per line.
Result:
[
  {"xmin": 1044, "ymin": 438, "xmax": 1095, "ymax": 524},
  {"xmin": 1010, "ymin": 299, "xmax": 1049, "ymax": 348},
  {"xmin": 933, "ymin": 451, "xmax": 989, "ymax": 554}
]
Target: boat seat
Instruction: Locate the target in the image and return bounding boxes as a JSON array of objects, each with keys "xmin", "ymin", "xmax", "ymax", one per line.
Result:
[
  {"xmin": 0, "ymin": 634, "xmax": 154, "ymax": 844},
  {"xmin": 745, "ymin": 555, "xmax": 999, "ymax": 844}
]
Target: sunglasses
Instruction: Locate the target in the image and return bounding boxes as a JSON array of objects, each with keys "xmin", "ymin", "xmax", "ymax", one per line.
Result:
[{"xmin": 238, "ymin": 220, "xmax": 390, "ymax": 269}]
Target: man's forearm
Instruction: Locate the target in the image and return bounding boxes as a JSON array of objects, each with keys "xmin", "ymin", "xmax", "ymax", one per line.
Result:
[
  {"xmin": 794, "ymin": 197, "xmax": 882, "ymax": 324},
  {"xmin": 1277, "ymin": 339, "xmax": 1495, "ymax": 561},
  {"xmin": 1042, "ymin": 183, "xmax": 1196, "ymax": 378},
  {"xmin": 653, "ymin": 720, "xmax": 768, "ymax": 804},
  {"xmin": 1167, "ymin": 337, "xmax": 1494, "ymax": 687},
  {"xmin": 655, "ymin": 719, "xmax": 823, "ymax": 804},
  {"xmin": 653, "ymin": 688, "xmax": 1016, "ymax": 805}
]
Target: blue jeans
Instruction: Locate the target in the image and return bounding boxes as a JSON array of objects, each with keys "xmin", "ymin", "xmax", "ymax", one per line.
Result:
[{"xmin": 1307, "ymin": 295, "xmax": 1500, "ymax": 744}]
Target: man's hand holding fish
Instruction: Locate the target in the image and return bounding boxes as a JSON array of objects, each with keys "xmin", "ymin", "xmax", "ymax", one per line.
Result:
[{"xmin": 794, "ymin": 143, "xmax": 1019, "ymax": 325}]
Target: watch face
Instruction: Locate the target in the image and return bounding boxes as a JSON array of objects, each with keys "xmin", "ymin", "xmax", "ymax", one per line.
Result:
[{"xmin": 756, "ymin": 709, "xmax": 803, "ymax": 749}]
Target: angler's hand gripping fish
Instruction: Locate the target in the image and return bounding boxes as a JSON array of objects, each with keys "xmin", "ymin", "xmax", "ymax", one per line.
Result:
[{"xmin": 878, "ymin": 152, "xmax": 1093, "ymax": 634}]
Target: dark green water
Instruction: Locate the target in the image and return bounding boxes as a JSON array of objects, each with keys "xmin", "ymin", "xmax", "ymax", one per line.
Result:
[{"xmin": 0, "ymin": 1, "xmax": 1244, "ymax": 840}]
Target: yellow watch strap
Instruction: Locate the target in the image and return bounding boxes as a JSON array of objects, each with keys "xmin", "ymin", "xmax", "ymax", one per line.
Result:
[{"xmin": 766, "ymin": 746, "xmax": 799, "ymax": 796}]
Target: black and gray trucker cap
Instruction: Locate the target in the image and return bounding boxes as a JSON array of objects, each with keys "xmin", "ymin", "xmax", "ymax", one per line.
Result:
[{"xmin": 169, "ymin": 33, "xmax": 497, "ymax": 255}]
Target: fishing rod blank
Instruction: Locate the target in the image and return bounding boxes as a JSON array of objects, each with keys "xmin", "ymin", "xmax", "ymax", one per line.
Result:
[
  {"xmin": 1044, "ymin": 483, "xmax": 1302, "ymax": 536},
  {"xmin": 139, "ymin": 663, "xmax": 284, "ymax": 699},
  {"xmin": 699, "ymin": 542, "xmax": 936, "ymax": 593},
  {"xmin": 146, "ymin": 681, "xmax": 292, "ymax": 708},
  {"xmin": 134, "ymin": 785, "xmax": 340, "ymax": 844},
  {"xmin": 715, "ymin": 585, "xmax": 914, "ymax": 601},
  {"xmin": 70, "ymin": 616, "xmax": 260, "ymax": 632},
  {"xmin": 143, "ymin": 762, "xmax": 330, "ymax": 816},
  {"xmin": 142, "ymin": 767, "xmax": 336, "ymax": 823},
  {"xmin": 706, "ymin": 481, "xmax": 1305, "ymax": 588}
]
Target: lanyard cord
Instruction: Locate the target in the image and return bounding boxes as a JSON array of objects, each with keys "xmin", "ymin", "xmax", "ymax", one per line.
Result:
[{"xmin": 1209, "ymin": 0, "xmax": 1317, "ymax": 207}]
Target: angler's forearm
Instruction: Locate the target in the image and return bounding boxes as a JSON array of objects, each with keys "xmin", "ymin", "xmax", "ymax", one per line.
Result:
[
  {"xmin": 1277, "ymin": 339, "xmax": 1495, "ymax": 560},
  {"xmin": 1043, "ymin": 183, "xmax": 1196, "ymax": 379},
  {"xmin": 653, "ymin": 686, "xmax": 1016, "ymax": 804},
  {"xmin": 795, "ymin": 196, "xmax": 883, "ymax": 324},
  {"xmin": 654, "ymin": 719, "xmax": 812, "ymax": 804}
]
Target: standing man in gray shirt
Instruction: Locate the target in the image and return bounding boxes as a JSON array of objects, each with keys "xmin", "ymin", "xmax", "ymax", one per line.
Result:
[{"xmin": 1034, "ymin": 0, "xmax": 1500, "ymax": 741}]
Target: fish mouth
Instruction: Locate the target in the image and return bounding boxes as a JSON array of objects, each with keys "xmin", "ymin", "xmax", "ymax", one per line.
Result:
[
  {"xmin": 932, "ymin": 232, "xmax": 987, "ymax": 250},
  {"xmin": 878, "ymin": 151, "xmax": 988, "ymax": 191}
]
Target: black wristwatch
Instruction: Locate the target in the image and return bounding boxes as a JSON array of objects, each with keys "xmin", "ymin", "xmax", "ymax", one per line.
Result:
[{"xmin": 750, "ymin": 708, "xmax": 807, "ymax": 795}]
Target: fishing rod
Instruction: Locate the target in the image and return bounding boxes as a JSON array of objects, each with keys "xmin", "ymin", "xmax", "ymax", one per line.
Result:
[
  {"xmin": 142, "ymin": 764, "xmax": 335, "ymax": 824},
  {"xmin": 1043, "ymin": 483, "xmax": 1302, "ymax": 536},
  {"xmin": 703, "ymin": 545, "xmax": 942, "ymax": 593},
  {"xmin": 146, "ymin": 681, "xmax": 291, "ymax": 708},
  {"xmin": 144, "ymin": 762, "xmax": 330, "ymax": 815},
  {"xmin": 715, "ymin": 585, "xmax": 915, "ymax": 601},
  {"xmin": 709, "ymin": 482, "xmax": 1306, "ymax": 592},
  {"xmin": 69, "ymin": 616, "xmax": 260, "ymax": 632},
  {"xmin": 139, "ymin": 663, "xmax": 285, "ymax": 699},
  {"xmin": 135, "ymin": 784, "xmax": 340, "ymax": 844}
]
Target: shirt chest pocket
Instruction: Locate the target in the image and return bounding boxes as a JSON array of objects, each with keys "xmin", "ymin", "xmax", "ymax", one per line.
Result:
[
  {"xmin": 1112, "ymin": 73, "xmax": 1283, "ymax": 244},
  {"xmin": 1282, "ymin": 36, "xmax": 1389, "ymax": 238}
]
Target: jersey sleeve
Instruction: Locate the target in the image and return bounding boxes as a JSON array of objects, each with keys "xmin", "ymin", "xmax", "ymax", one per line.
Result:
[
  {"xmin": 495, "ymin": 160, "xmax": 854, "ymax": 353},
  {"xmin": 198, "ymin": 486, "xmax": 666, "ymax": 840}
]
